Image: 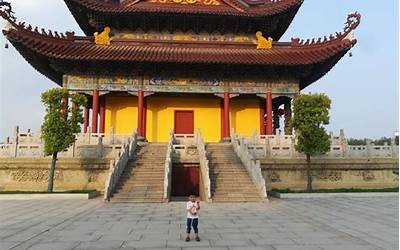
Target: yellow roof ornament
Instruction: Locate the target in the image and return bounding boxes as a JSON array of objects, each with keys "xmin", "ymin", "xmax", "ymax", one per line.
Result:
[
  {"xmin": 94, "ymin": 27, "xmax": 111, "ymax": 46},
  {"xmin": 255, "ymin": 31, "xmax": 273, "ymax": 50}
]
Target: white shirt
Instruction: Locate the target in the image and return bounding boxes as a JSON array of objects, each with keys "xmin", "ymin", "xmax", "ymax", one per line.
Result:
[{"xmin": 186, "ymin": 201, "xmax": 200, "ymax": 219}]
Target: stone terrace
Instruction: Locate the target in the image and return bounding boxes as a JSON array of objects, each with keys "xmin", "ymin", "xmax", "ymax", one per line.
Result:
[{"xmin": 1, "ymin": 197, "xmax": 398, "ymax": 250}]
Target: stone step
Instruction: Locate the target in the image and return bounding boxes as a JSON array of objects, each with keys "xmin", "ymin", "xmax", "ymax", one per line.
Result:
[
  {"xmin": 116, "ymin": 187, "xmax": 163, "ymax": 192},
  {"xmin": 210, "ymin": 178, "xmax": 254, "ymax": 182},
  {"xmin": 116, "ymin": 185, "xmax": 164, "ymax": 190},
  {"xmin": 110, "ymin": 142, "xmax": 168, "ymax": 203},
  {"xmin": 119, "ymin": 175, "xmax": 164, "ymax": 180},
  {"xmin": 122, "ymin": 171, "xmax": 165, "ymax": 176},
  {"xmin": 209, "ymin": 170, "xmax": 249, "ymax": 174},
  {"xmin": 122, "ymin": 175, "xmax": 164, "ymax": 179},
  {"xmin": 134, "ymin": 159, "xmax": 166, "ymax": 162},
  {"xmin": 118, "ymin": 182, "xmax": 163, "ymax": 187},
  {"xmin": 206, "ymin": 144, "xmax": 262, "ymax": 203},
  {"xmin": 212, "ymin": 190, "xmax": 259, "ymax": 194},
  {"xmin": 112, "ymin": 193, "xmax": 163, "ymax": 197},
  {"xmin": 110, "ymin": 199, "xmax": 164, "ymax": 203},
  {"xmin": 211, "ymin": 199, "xmax": 262, "ymax": 203},
  {"xmin": 211, "ymin": 188, "xmax": 260, "ymax": 194}
]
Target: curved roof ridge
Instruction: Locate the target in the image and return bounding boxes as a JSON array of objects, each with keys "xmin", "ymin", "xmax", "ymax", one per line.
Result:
[{"xmin": 291, "ymin": 12, "xmax": 361, "ymax": 47}]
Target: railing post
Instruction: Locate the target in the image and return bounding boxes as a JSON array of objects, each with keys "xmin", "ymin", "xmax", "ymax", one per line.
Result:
[
  {"xmin": 72, "ymin": 141, "xmax": 76, "ymax": 158},
  {"xmin": 97, "ymin": 136, "xmax": 103, "ymax": 158},
  {"xmin": 13, "ymin": 126, "xmax": 19, "ymax": 158},
  {"xmin": 366, "ymin": 139, "xmax": 373, "ymax": 158}
]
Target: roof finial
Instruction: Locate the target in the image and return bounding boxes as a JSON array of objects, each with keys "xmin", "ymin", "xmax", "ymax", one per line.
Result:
[
  {"xmin": 255, "ymin": 31, "xmax": 273, "ymax": 50},
  {"xmin": 0, "ymin": 0, "xmax": 16, "ymax": 23},
  {"xmin": 344, "ymin": 12, "xmax": 361, "ymax": 33},
  {"xmin": 94, "ymin": 27, "xmax": 112, "ymax": 46}
]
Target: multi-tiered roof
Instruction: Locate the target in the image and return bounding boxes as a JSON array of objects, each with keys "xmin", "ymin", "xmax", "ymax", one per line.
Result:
[{"xmin": 1, "ymin": 0, "xmax": 360, "ymax": 89}]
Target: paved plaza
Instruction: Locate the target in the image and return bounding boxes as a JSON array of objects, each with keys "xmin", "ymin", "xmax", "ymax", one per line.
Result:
[{"xmin": 0, "ymin": 197, "xmax": 398, "ymax": 250}]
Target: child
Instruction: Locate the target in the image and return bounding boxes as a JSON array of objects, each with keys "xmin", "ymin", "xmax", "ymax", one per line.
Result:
[{"xmin": 186, "ymin": 194, "xmax": 200, "ymax": 242}]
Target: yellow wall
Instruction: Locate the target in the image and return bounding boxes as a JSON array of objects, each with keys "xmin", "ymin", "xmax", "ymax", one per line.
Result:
[
  {"xmin": 230, "ymin": 97, "xmax": 260, "ymax": 137},
  {"xmin": 105, "ymin": 96, "xmax": 138, "ymax": 134},
  {"xmin": 105, "ymin": 95, "xmax": 261, "ymax": 142},
  {"xmin": 146, "ymin": 96, "xmax": 221, "ymax": 142}
]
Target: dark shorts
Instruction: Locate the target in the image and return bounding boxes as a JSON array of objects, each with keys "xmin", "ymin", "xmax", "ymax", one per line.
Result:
[{"xmin": 186, "ymin": 218, "xmax": 199, "ymax": 234}]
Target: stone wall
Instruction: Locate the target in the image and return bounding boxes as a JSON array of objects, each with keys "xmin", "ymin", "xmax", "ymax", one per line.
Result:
[
  {"xmin": 261, "ymin": 158, "xmax": 399, "ymax": 191},
  {"xmin": 0, "ymin": 158, "xmax": 110, "ymax": 192}
]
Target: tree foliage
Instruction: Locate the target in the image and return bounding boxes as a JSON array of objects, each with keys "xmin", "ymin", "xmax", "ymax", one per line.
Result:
[
  {"xmin": 291, "ymin": 93, "xmax": 332, "ymax": 156},
  {"xmin": 347, "ymin": 137, "xmax": 394, "ymax": 146},
  {"xmin": 41, "ymin": 88, "xmax": 86, "ymax": 192},
  {"xmin": 41, "ymin": 89, "xmax": 86, "ymax": 156},
  {"xmin": 291, "ymin": 93, "xmax": 332, "ymax": 193}
]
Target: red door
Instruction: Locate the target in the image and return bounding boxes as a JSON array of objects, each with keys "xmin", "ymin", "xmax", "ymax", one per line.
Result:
[
  {"xmin": 171, "ymin": 167, "xmax": 199, "ymax": 197},
  {"xmin": 174, "ymin": 111, "xmax": 194, "ymax": 134}
]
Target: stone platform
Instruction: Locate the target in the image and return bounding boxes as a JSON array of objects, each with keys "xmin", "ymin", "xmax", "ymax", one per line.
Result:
[{"xmin": 1, "ymin": 197, "xmax": 398, "ymax": 250}]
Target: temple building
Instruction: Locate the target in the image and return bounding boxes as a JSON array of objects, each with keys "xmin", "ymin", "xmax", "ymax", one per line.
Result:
[{"xmin": 0, "ymin": 0, "xmax": 361, "ymax": 143}]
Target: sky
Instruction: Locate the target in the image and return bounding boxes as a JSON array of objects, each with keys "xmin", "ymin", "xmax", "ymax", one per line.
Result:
[{"xmin": 0, "ymin": 0, "xmax": 398, "ymax": 141}]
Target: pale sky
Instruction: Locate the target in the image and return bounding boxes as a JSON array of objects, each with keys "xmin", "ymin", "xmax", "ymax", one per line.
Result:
[{"xmin": 0, "ymin": 0, "xmax": 398, "ymax": 141}]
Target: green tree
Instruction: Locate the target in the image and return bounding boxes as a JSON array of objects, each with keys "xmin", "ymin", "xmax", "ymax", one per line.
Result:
[
  {"xmin": 347, "ymin": 138, "xmax": 367, "ymax": 145},
  {"xmin": 291, "ymin": 93, "xmax": 331, "ymax": 192},
  {"xmin": 41, "ymin": 88, "xmax": 86, "ymax": 192}
]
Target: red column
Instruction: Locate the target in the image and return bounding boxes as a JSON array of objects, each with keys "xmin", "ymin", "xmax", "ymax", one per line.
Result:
[
  {"xmin": 259, "ymin": 99, "xmax": 266, "ymax": 135},
  {"xmin": 99, "ymin": 96, "xmax": 106, "ymax": 134},
  {"xmin": 266, "ymin": 92, "xmax": 273, "ymax": 135},
  {"xmin": 137, "ymin": 90, "xmax": 144, "ymax": 137},
  {"xmin": 142, "ymin": 98, "xmax": 147, "ymax": 140},
  {"xmin": 92, "ymin": 89, "xmax": 99, "ymax": 133},
  {"xmin": 223, "ymin": 92, "xmax": 230, "ymax": 139},
  {"xmin": 220, "ymin": 99, "xmax": 225, "ymax": 140},
  {"xmin": 83, "ymin": 106, "xmax": 89, "ymax": 133}
]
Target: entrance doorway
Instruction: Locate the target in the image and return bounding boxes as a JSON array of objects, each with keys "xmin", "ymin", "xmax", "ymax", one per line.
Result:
[
  {"xmin": 171, "ymin": 165, "xmax": 199, "ymax": 198},
  {"xmin": 174, "ymin": 110, "xmax": 194, "ymax": 134}
]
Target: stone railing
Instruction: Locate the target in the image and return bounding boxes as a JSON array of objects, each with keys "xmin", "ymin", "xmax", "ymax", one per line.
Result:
[
  {"xmin": 231, "ymin": 129, "xmax": 267, "ymax": 199},
  {"xmin": 163, "ymin": 130, "xmax": 174, "ymax": 202},
  {"xmin": 171, "ymin": 133, "xmax": 198, "ymax": 161},
  {"xmin": 174, "ymin": 133, "xmax": 196, "ymax": 145},
  {"xmin": 195, "ymin": 129, "xmax": 211, "ymax": 202},
  {"xmin": 0, "ymin": 126, "xmax": 131, "ymax": 159},
  {"xmin": 104, "ymin": 132, "xmax": 138, "ymax": 201},
  {"xmin": 245, "ymin": 130, "xmax": 399, "ymax": 160}
]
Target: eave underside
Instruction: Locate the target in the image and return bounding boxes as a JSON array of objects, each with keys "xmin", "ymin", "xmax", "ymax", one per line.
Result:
[
  {"xmin": 2, "ymin": 10, "xmax": 360, "ymax": 91},
  {"xmin": 5, "ymin": 38, "xmax": 353, "ymax": 90}
]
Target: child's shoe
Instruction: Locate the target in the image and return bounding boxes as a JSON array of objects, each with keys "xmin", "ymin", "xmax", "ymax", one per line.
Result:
[
  {"xmin": 185, "ymin": 237, "xmax": 190, "ymax": 242},
  {"xmin": 195, "ymin": 236, "xmax": 200, "ymax": 242}
]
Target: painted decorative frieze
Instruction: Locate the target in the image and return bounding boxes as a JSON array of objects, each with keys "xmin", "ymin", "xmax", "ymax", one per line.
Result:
[
  {"xmin": 64, "ymin": 75, "xmax": 299, "ymax": 94},
  {"xmin": 147, "ymin": 0, "xmax": 221, "ymax": 6}
]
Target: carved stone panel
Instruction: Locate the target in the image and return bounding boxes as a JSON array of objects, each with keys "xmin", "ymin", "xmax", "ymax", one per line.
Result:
[
  {"xmin": 267, "ymin": 171, "xmax": 281, "ymax": 183},
  {"xmin": 315, "ymin": 170, "xmax": 342, "ymax": 182},
  {"xmin": 7, "ymin": 169, "xmax": 63, "ymax": 183}
]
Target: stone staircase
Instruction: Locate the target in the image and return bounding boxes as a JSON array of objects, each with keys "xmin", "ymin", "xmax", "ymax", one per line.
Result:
[
  {"xmin": 207, "ymin": 143, "xmax": 263, "ymax": 202},
  {"xmin": 111, "ymin": 143, "xmax": 167, "ymax": 203}
]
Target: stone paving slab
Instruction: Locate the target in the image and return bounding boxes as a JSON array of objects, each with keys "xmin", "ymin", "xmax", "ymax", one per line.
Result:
[
  {"xmin": 269, "ymin": 191, "xmax": 399, "ymax": 199},
  {"xmin": 0, "ymin": 197, "xmax": 397, "ymax": 250}
]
